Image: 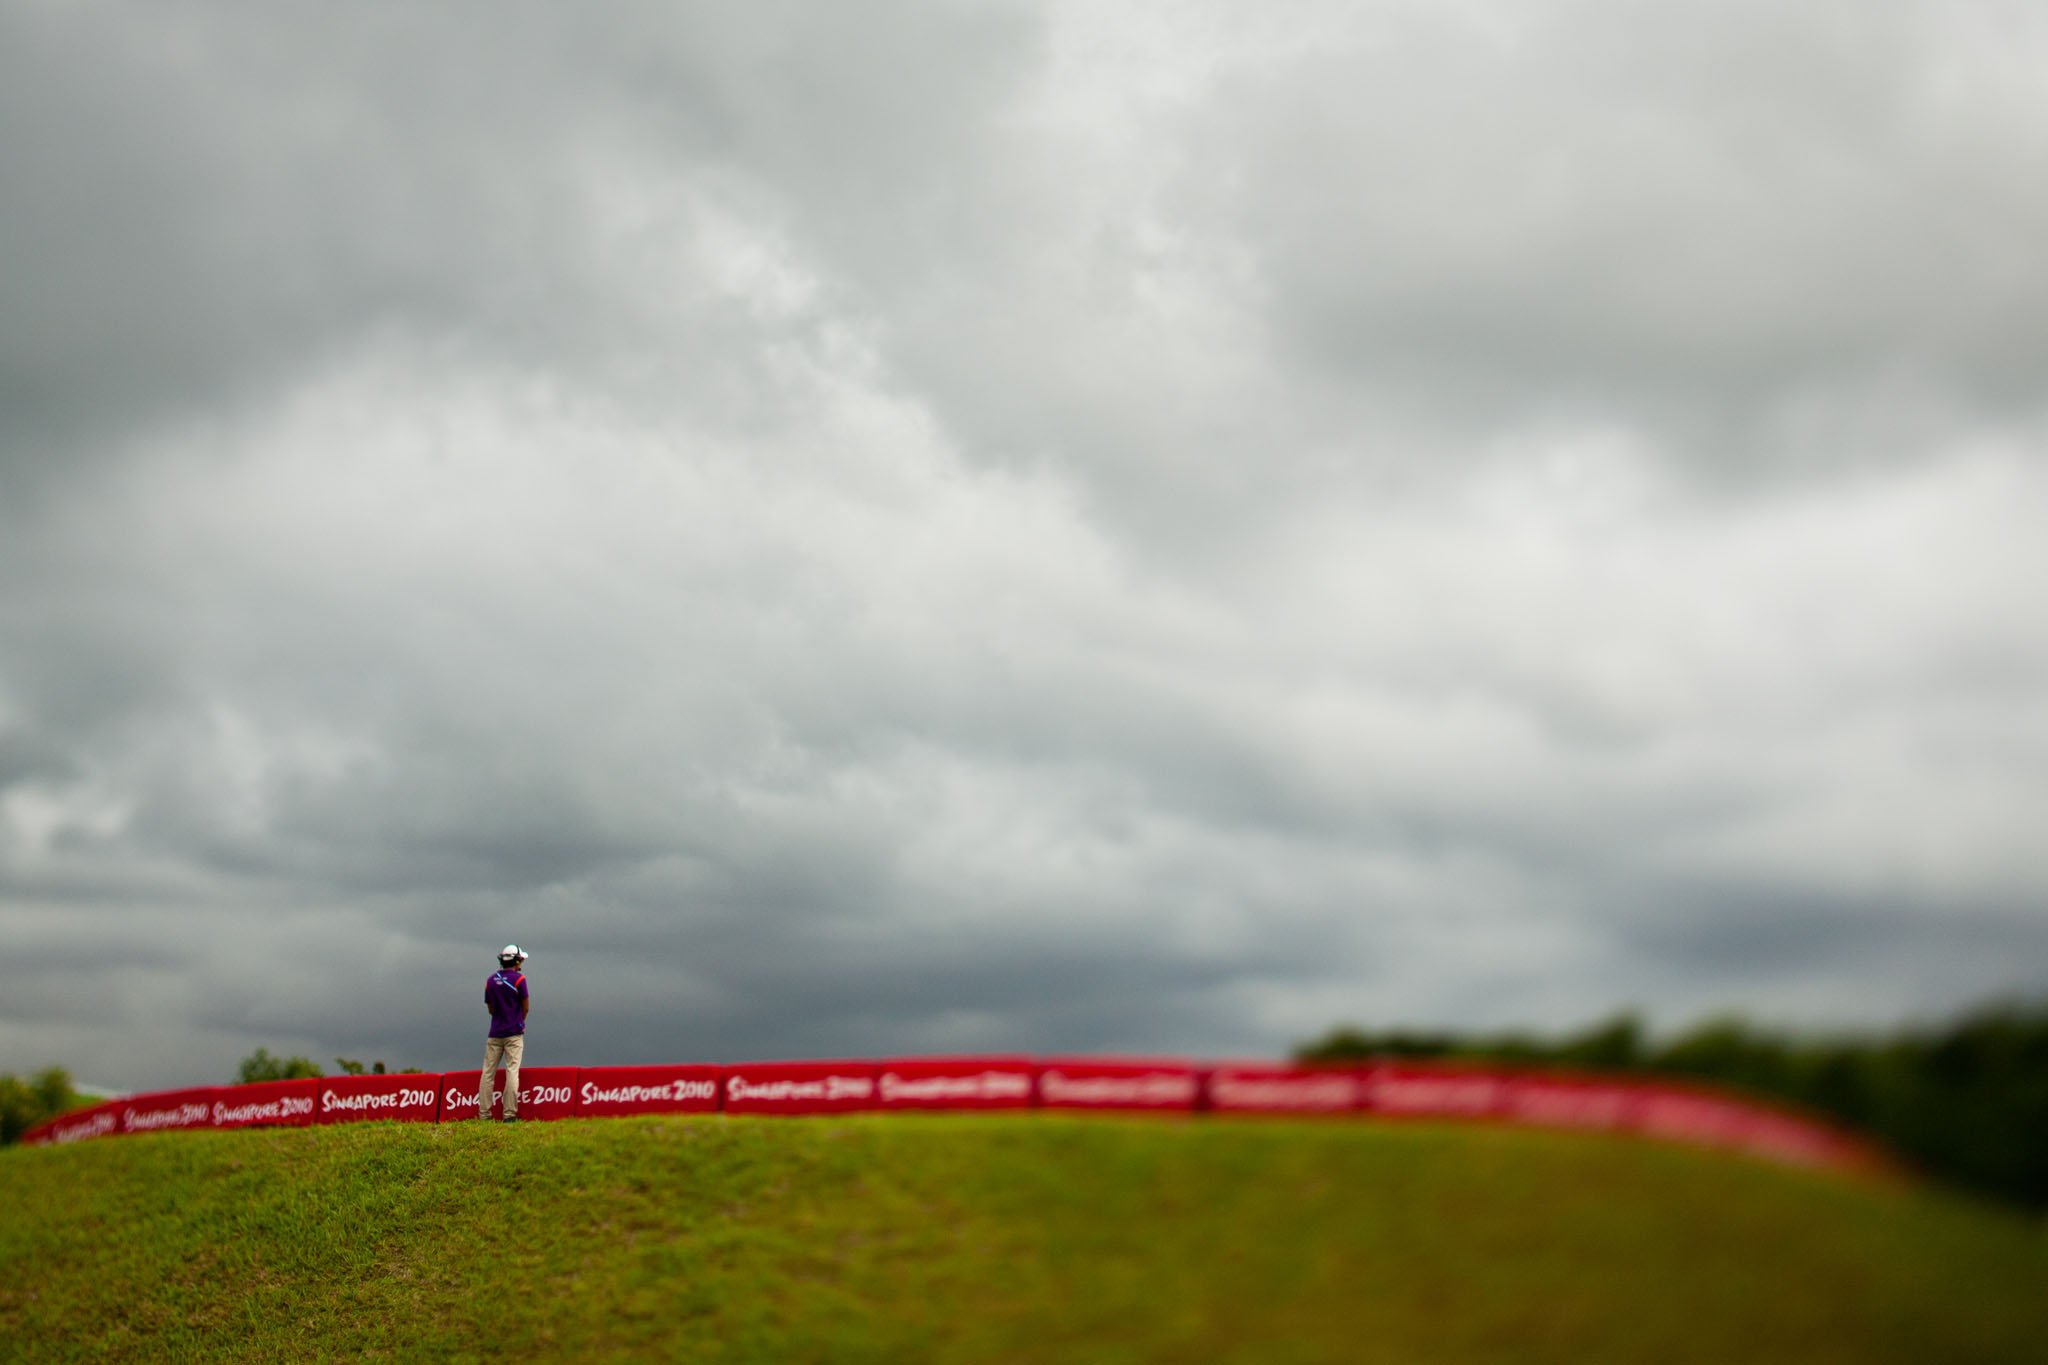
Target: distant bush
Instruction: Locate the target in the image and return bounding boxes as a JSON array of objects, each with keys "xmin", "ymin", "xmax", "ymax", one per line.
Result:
[
  {"xmin": 236, "ymin": 1048, "xmax": 322, "ymax": 1084},
  {"xmin": 0, "ymin": 1067, "xmax": 88, "ymax": 1144},
  {"xmin": 331, "ymin": 1057, "xmax": 424, "ymax": 1076},
  {"xmin": 1297, "ymin": 1000, "xmax": 2048, "ymax": 1210}
]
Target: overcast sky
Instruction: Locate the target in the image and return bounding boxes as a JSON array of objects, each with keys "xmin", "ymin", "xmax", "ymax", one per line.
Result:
[{"xmin": 4, "ymin": 1, "xmax": 2046, "ymax": 1091}]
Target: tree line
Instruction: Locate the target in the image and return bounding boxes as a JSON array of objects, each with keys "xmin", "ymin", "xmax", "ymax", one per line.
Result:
[
  {"xmin": 233, "ymin": 1048, "xmax": 421, "ymax": 1083},
  {"xmin": 0, "ymin": 1068, "xmax": 89, "ymax": 1145},
  {"xmin": 1297, "ymin": 999, "xmax": 2048, "ymax": 1211}
]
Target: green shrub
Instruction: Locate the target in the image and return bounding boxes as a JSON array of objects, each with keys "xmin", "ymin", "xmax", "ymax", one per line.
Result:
[
  {"xmin": 234, "ymin": 1048, "xmax": 322, "ymax": 1084},
  {"xmin": 0, "ymin": 1067, "xmax": 86, "ymax": 1144},
  {"xmin": 1297, "ymin": 999, "xmax": 2048, "ymax": 1210}
]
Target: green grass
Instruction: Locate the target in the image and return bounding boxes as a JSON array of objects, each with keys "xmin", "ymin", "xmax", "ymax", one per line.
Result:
[{"xmin": 3, "ymin": 1115, "xmax": 2045, "ymax": 1363}]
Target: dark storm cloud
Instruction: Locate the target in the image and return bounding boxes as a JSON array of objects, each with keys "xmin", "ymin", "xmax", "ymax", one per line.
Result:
[
  {"xmin": 3, "ymin": 0, "xmax": 2046, "ymax": 1091},
  {"xmin": 0, "ymin": 0, "xmax": 1039, "ymax": 486}
]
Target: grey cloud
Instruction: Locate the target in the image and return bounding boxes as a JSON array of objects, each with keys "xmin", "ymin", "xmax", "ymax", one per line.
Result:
[
  {"xmin": 799, "ymin": 0, "xmax": 2048, "ymax": 533},
  {"xmin": 1200, "ymin": 1, "xmax": 2048, "ymax": 462},
  {"xmin": 4, "ymin": 0, "xmax": 2047, "ymax": 1092},
  {"xmin": 0, "ymin": 0, "xmax": 1040, "ymax": 488}
]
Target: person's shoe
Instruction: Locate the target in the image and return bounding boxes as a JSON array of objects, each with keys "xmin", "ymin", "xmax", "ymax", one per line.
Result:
[{"xmin": 502, "ymin": 1115, "xmax": 520, "ymax": 1123}]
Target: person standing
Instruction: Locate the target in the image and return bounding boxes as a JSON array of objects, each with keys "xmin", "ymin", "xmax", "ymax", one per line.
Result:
[{"xmin": 481, "ymin": 945, "xmax": 530, "ymax": 1122}]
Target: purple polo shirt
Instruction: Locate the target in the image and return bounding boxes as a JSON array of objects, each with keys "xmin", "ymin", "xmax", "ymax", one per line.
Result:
[{"xmin": 486, "ymin": 969, "xmax": 528, "ymax": 1037}]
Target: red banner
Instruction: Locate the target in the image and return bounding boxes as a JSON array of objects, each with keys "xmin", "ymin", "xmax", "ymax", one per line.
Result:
[
  {"xmin": 1497, "ymin": 1072, "xmax": 1639, "ymax": 1131},
  {"xmin": 1629, "ymin": 1081, "xmax": 1874, "ymax": 1172},
  {"xmin": 575, "ymin": 1065, "xmax": 721, "ymax": 1117},
  {"xmin": 877, "ymin": 1056, "xmax": 1036, "ymax": 1110},
  {"xmin": 1036, "ymin": 1058, "xmax": 1199, "ymax": 1111},
  {"xmin": 439, "ymin": 1066, "xmax": 577, "ymax": 1122},
  {"xmin": 1736, "ymin": 1104, "xmax": 1880, "ymax": 1172},
  {"xmin": 506, "ymin": 1066, "xmax": 577, "ymax": 1121},
  {"xmin": 1205, "ymin": 1064, "xmax": 1360, "ymax": 1114},
  {"xmin": 439, "ymin": 1072, "xmax": 484, "ymax": 1123},
  {"xmin": 211, "ymin": 1078, "xmax": 318, "ymax": 1130},
  {"xmin": 122, "ymin": 1087, "xmax": 219, "ymax": 1135},
  {"xmin": 14, "ymin": 1057, "xmax": 1885, "ymax": 1182},
  {"xmin": 318, "ymin": 1073, "xmax": 443, "ymax": 1124},
  {"xmin": 1630, "ymin": 1082, "xmax": 1760, "ymax": 1149},
  {"xmin": 21, "ymin": 1099, "xmax": 126, "ymax": 1146},
  {"xmin": 1360, "ymin": 1063, "xmax": 1506, "ymax": 1118},
  {"xmin": 723, "ymin": 1060, "xmax": 879, "ymax": 1115}
]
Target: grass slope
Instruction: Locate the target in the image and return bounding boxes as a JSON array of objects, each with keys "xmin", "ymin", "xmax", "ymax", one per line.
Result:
[{"xmin": 3, "ymin": 1115, "xmax": 2044, "ymax": 1363}]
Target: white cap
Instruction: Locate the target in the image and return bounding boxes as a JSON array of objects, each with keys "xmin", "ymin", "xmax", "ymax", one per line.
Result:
[{"xmin": 499, "ymin": 944, "xmax": 528, "ymax": 964}]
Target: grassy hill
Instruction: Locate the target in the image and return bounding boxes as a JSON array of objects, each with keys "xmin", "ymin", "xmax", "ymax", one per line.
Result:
[{"xmin": 3, "ymin": 1115, "xmax": 2045, "ymax": 1363}]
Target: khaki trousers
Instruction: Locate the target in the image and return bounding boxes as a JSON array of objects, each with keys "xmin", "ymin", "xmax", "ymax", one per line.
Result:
[{"xmin": 480, "ymin": 1034, "xmax": 524, "ymax": 1119}]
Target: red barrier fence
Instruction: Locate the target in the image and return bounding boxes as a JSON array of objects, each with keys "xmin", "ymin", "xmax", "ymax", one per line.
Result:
[
  {"xmin": 577, "ymin": 1065, "xmax": 721, "ymax": 1118},
  {"xmin": 1207, "ymin": 1064, "xmax": 1361, "ymax": 1114},
  {"xmin": 122, "ymin": 1087, "xmax": 218, "ymax": 1135},
  {"xmin": 440, "ymin": 1067, "xmax": 578, "ymax": 1123},
  {"xmin": 1633, "ymin": 1081, "xmax": 1759, "ymax": 1148},
  {"xmin": 1738, "ymin": 1105, "xmax": 1879, "ymax": 1173},
  {"xmin": 1361, "ymin": 1062, "xmax": 1506, "ymax": 1118},
  {"xmin": 1629, "ymin": 1080, "xmax": 1881, "ymax": 1173},
  {"xmin": 1038, "ymin": 1058, "xmax": 1201, "ymax": 1112},
  {"xmin": 724, "ymin": 1060, "xmax": 880, "ymax": 1115},
  {"xmin": 1497, "ymin": 1072, "xmax": 1639, "ymax": 1131},
  {"xmin": 19, "ymin": 1099, "xmax": 125, "ymax": 1146},
  {"xmin": 212, "ymin": 1078, "xmax": 318, "ymax": 1130},
  {"xmin": 508, "ymin": 1067, "xmax": 578, "ymax": 1122},
  {"xmin": 18, "ymin": 1055, "xmax": 1888, "ymax": 1180},
  {"xmin": 878, "ymin": 1056, "xmax": 1036, "ymax": 1110},
  {"xmin": 320, "ymin": 1073, "xmax": 443, "ymax": 1124}
]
